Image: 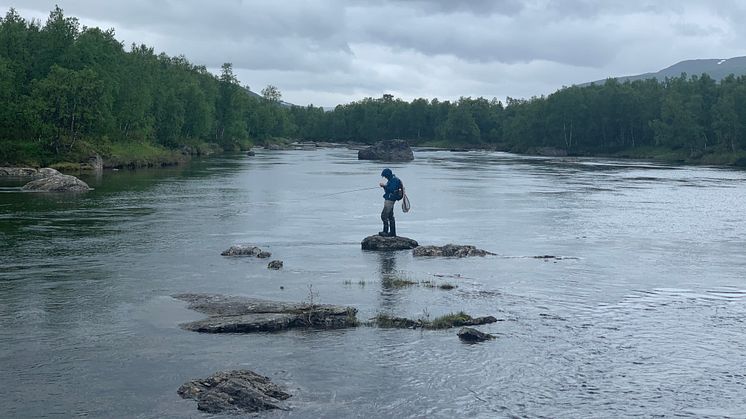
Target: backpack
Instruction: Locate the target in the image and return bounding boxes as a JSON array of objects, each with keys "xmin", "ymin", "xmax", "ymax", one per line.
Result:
[{"xmin": 395, "ymin": 180, "xmax": 404, "ymax": 201}]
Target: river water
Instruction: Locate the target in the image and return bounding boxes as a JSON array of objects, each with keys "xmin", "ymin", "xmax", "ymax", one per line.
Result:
[{"xmin": 1, "ymin": 148, "xmax": 746, "ymax": 418}]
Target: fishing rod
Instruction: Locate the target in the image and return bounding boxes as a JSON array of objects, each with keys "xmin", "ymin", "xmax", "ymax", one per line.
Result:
[{"xmin": 318, "ymin": 186, "xmax": 379, "ymax": 198}]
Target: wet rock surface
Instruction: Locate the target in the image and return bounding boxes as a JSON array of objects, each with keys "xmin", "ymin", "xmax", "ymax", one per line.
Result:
[
  {"xmin": 357, "ymin": 139, "xmax": 414, "ymax": 162},
  {"xmin": 221, "ymin": 245, "xmax": 268, "ymax": 257},
  {"xmin": 174, "ymin": 293, "xmax": 358, "ymax": 333},
  {"xmin": 267, "ymin": 260, "xmax": 283, "ymax": 269},
  {"xmin": 413, "ymin": 244, "xmax": 495, "ymax": 257},
  {"xmin": 0, "ymin": 167, "xmax": 43, "ymax": 177},
  {"xmin": 371, "ymin": 312, "xmax": 498, "ymax": 330},
  {"xmin": 21, "ymin": 172, "xmax": 90, "ymax": 192},
  {"xmin": 457, "ymin": 327, "xmax": 495, "ymax": 343},
  {"xmin": 178, "ymin": 369, "xmax": 290, "ymax": 414},
  {"xmin": 361, "ymin": 235, "xmax": 419, "ymax": 251}
]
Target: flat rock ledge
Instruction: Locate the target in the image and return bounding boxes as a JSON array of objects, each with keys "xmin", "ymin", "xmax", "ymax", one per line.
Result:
[
  {"xmin": 371, "ymin": 312, "xmax": 498, "ymax": 330},
  {"xmin": 413, "ymin": 244, "xmax": 495, "ymax": 257},
  {"xmin": 221, "ymin": 244, "xmax": 271, "ymax": 258},
  {"xmin": 457, "ymin": 327, "xmax": 495, "ymax": 343},
  {"xmin": 178, "ymin": 369, "xmax": 290, "ymax": 414},
  {"xmin": 174, "ymin": 293, "xmax": 358, "ymax": 333},
  {"xmin": 361, "ymin": 235, "xmax": 419, "ymax": 251}
]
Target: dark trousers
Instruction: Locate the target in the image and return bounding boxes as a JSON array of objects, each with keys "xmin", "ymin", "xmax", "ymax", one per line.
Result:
[{"xmin": 381, "ymin": 200, "xmax": 395, "ymax": 235}]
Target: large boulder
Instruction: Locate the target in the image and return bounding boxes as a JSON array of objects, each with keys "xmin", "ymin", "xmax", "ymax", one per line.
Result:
[
  {"xmin": 178, "ymin": 369, "xmax": 290, "ymax": 414},
  {"xmin": 174, "ymin": 293, "xmax": 359, "ymax": 333},
  {"xmin": 357, "ymin": 139, "xmax": 414, "ymax": 162},
  {"xmin": 361, "ymin": 235, "xmax": 419, "ymax": 251},
  {"xmin": 21, "ymin": 172, "xmax": 90, "ymax": 192},
  {"xmin": 413, "ymin": 244, "xmax": 495, "ymax": 257}
]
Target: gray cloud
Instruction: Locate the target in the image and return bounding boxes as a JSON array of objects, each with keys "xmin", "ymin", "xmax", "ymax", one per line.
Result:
[{"xmin": 3, "ymin": 0, "xmax": 746, "ymax": 107}]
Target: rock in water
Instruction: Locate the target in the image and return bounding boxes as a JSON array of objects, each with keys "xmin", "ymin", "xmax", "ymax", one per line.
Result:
[
  {"xmin": 178, "ymin": 369, "xmax": 290, "ymax": 414},
  {"xmin": 413, "ymin": 244, "xmax": 495, "ymax": 257},
  {"xmin": 0, "ymin": 167, "xmax": 42, "ymax": 177},
  {"xmin": 221, "ymin": 245, "xmax": 263, "ymax": 257},
  {"xmin": 357, "ymin": 139, "xmax": 414, "ymax": 162},
  {"xmin": 21, "ymin": 172, "xmax": 90, "ymax": 192},
  {"xmin": 173, "ymin": 293, "xmax": 359, "ymax": 333},
  {"xmin": 457, "ymin": 327, "xmax": 495, "ymax": 343},
  {"xmin": 361, "ymin": 235, "xmax": 419, "ymax": 251},
  {"xmin": 267, "ymin": 260, "xmax": 283, "ymax": 269}
]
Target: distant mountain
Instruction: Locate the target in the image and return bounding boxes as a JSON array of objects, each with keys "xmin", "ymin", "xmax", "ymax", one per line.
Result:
[{"xmin": 583, "ymin": 56, "xmax": 746, "ymax": 86}]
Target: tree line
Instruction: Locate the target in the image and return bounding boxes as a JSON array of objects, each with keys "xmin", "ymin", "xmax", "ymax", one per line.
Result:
[
  {"xmin": 3, "ymin": 7, "xmax": 746, "ymax": 166},
  {"xmin": 0, "ymin": 7, "xmax": 292, "ymax": 165}
]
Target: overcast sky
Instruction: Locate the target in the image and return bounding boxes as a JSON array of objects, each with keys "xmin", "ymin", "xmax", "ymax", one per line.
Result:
[{"xmin": 4, "ymin": 1, "xmax": 746, "ymax": 107}]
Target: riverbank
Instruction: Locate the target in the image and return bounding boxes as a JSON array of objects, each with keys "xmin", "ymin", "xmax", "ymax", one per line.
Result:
[{"xmin": 0, "ymin": 139, "xmax": 254, "ymax": 171}]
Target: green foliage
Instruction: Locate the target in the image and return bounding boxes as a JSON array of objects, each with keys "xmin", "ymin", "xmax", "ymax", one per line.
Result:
[
  {"xmin": 0, "ymin": 7, "xmax": 297, "ymax": 166},
  {"xmin": 288, "ymin": 74, "xmax": 746, "ymax": 165},
  {"xmin": 429, "ymin": 312, "xmax": 472, "ymax": 329},
  {"xmin": 4, "ymin": 7, "xmax": 746, "ymax": 167},
  {"xmin": 106, "ymin": 142, "xmax": 185, "ymax": 168}
]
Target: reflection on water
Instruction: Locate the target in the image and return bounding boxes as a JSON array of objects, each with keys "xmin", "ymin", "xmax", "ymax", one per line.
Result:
[{"xmin": 2, "ymin": 149, "xmax": 746, "ymax": 417}]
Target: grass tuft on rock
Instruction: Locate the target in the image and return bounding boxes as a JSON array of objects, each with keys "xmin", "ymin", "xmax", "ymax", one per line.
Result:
[{"xmin": 428, "ymin": 311, "xmax": 473, "ymax": 329}]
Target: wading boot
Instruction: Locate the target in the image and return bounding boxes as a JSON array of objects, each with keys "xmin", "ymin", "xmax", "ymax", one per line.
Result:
[
  {"xmin": 379, "ymin": 222, "xmax": 389, "ymax": 237},
  {"xmin": 389, "ymin": 220, "xmax": 396, "ymax": 237}
]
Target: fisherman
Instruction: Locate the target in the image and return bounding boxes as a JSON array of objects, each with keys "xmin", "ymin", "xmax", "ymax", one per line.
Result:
[{"xmin": 379, "ymin": 168, "xmax": 403, "ymax": 237}]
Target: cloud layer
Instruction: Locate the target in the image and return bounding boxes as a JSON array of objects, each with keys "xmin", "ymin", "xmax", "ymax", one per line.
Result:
[{"xmin": 5, "ymin": 0, "xmax": 746, "ymax": 106}]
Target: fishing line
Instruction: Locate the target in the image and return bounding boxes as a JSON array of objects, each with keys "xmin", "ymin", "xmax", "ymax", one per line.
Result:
[
  {"xmin": 235, "ymin": 186, "xmax": 380, "ymax": 209},
  {"xmin": 318, "ymin": 186, "xmax": 379, "ymax": 198}
]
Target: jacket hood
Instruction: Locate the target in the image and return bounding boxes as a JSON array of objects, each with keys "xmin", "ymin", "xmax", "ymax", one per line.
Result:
[{"xmin": 381, "ymin": 168, "xmax": 393, "ymax": 179}]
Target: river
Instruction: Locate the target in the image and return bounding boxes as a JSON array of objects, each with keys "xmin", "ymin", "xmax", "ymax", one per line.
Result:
[{"xmin": 1, "ymin": 148, "xmax": 746, "ymax": 418}]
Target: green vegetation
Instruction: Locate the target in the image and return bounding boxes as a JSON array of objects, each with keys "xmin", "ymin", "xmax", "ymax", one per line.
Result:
[
  {"xmin": 381, "ymin": 276, "xmax": 458, "ymax": 290},
  {"xmin": 312, "ymin": 76, "xmax": 746, "ymax": 165},
  {"xmin": 382, "ymin": 276, "xmax": 419, "ymax": 288},
  {"xmin": 0, "ymin": 7, "xmax": 295, "ymax": 166},
  {"xmin": 4, "ymin": 7, "xmax": 746, "ymax": 167},
  {"xmin": 429, "ymin": 312, "xmax": 473, "ymax": 329},
  {"xmin": 370, "ymin": 311, "xmax": 482, "ymax": 329}
]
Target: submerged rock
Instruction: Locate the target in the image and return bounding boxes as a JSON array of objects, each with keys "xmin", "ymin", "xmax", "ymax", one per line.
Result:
[
  {"xmin": 174, "ymin": 293, "xmax": 358, "ymax": 333},
  {"xmin": 457, "ymin": 327, "xmax": 495, "ymax": 343},
  {"xmin": 361, "ymin": 235, "xmax": 419, "ymax": 251},
  {"xmin": 413, "ymin": 244, "xmax": 495, "ymax": 257},
  {"xmin": 267, "ymin": 260, "xmax": 283, "ymax": 269},
  {"xmin": 178, "ymin": 369, "xmax": 290, "ymax": 414},
  {"xmin": 221, "ymin": 245, "xmax": 264, "ymax": 257},
  {"xmin": 257, "ymin": 251, "xmax": 272, "ymax": 258},
  {"xmin": 357, "ymin": 139, "xmax": 414, "ymax": 162},
  {"xmin": 370, "ymin": 312, "xmax": 497, "ymax": 330},
  {"xmin": 21, "ymin": 172, "xmax": 90, "ymax": 192}
]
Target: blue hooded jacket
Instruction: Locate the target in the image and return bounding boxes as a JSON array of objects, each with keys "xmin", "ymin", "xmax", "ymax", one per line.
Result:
[{"xmin": 381, "ymin": 168, "xmax": 402, "ymax": 201}]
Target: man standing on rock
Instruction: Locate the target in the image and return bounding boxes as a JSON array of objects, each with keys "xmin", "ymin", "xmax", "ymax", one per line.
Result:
[{"xmin": 379, "ymin": 168, "xmax": 403, "ymax": 237}]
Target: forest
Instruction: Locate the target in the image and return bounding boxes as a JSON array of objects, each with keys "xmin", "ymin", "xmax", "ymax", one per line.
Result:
[{"xmin": 2, "ymin": 7, "xmax": 746, "ymax": 167}]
